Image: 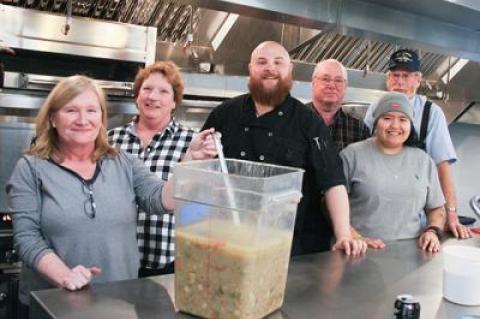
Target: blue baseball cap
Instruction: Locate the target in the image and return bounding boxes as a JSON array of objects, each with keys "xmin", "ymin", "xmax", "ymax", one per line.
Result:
[{"xmin": 388, "ymin": 49, "xmax": 420, "ymax": 72}]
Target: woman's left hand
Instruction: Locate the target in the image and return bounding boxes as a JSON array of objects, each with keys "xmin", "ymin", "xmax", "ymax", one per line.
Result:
[
  {"xmin": 332, "ymin": 237, "xmax": 368, "ymax": 256},
  {"xmin": 187, "ymin": 128, "xmax": 218, "ymax": 160},
  {"xmin": 418, "ymin": 231, "xmax": 440, "ymax": 253}
]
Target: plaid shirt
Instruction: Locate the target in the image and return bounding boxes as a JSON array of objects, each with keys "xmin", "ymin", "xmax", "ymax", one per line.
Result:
[
  {"xmin": 108, "ymin": 117, "xmax": 194, "ymax": 269},
  {"xmin": 306, "ymin": 102, "xmax": 370, "ymax": 151}
]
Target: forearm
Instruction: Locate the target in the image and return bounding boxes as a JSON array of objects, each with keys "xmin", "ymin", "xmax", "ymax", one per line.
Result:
[
  {"xmin": 437, "ymin": 160, "xmax": 473, "ymax": 238},
  {"xmin": 325, "ymin": 185, "xmax": 352, "ymax": 239},
  {"xmin": 161, "ymin": 180, "xmax": 174, "ymax": 211},
  {"xmin": 437, "ymin": 161, "xmax": 456, "ymax": 211},
  {"xmin": 426, "ymin": 206, "xmax": 446, "ymax": 229},
  {"xmin": 36, "ymin": 252, "xmax": 73, "ymax": 288}
]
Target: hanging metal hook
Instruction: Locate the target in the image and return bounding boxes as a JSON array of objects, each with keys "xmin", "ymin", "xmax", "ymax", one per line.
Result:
[
  {"xmin": 362, "ymin": 40, "xmax": 371, "ymax": 78},
  {"xmin": 62, "ymin": 0, "xmax": 73, "ymax": 35},
  {"xmin": 183, "ymin": 5, "xmax": 194, "ymax": 50}
]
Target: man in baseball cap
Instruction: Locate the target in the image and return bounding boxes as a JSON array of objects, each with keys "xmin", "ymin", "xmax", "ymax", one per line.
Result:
[
  {"xmin": 388, "ymin": 49, "xmax": 420, "ymax": 72},
  {"xmin": 363, "ymin": 48, "xmax": 472, "ymax": 240}
]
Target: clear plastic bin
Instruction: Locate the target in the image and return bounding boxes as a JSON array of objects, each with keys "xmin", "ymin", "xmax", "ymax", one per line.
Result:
[{"xmin": 172, "ymin": 159, "xmax": 304, "ymax": 319}]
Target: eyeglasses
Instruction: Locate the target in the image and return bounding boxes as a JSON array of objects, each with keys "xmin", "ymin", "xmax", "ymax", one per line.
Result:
[
  {"xmin": 315, "ymin": 76, "xmax": 346, "ymax": 87},
  {"xmin": 82, "ymin": 182, "xmax": 97, "ymax": 219}
]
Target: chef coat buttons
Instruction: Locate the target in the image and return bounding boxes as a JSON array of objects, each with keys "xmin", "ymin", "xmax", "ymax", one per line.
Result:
[
  {"xmin": 259, "ymin": 155, "xmax": 265, "ymax": 161},
  {"xmin": 244, "ymin": 127, "xmax": 249, "ymax": 132},
  {"xmin": 240, "ymin": 151, "xmax": 246, "ymax": 157},
  {"xmin": 146, "ymin": 147, "xmax": 152, "ymax": 152},
  {"xmin": 268, "ymin": 132, "xmax": 273, "ymax": 137},
  {"xmin": 278, "ymin": 111, "xmax": 284, "ymax": 116}
]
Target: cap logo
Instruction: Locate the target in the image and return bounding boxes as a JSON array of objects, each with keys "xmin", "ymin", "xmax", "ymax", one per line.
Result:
[
  {"xmin": 395, "ymin": 51, "xmax": 413, "ymax": 63},
  {"xmin": 390, "ymin": 102, "xmax": 401, "ymax": 108}
]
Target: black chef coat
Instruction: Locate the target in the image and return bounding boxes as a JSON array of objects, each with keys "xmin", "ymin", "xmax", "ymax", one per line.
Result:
[{"xmin": 202, "ymin": 94, "xmax": 346, "ymax": 255}]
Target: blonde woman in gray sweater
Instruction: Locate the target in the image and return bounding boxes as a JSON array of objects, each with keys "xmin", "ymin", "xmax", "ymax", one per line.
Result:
[{"xmin": 6, "ymin": 75, "xmax": 216, "ymax": 318}]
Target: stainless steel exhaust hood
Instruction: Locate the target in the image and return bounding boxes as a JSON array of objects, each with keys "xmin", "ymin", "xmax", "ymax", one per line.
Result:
[
  {"xmin": 3, "ymin": 0, "xmax": 480, "ymax": 124},
  {"xmin": 0, "ymin": 3, "xmax": 157, "ymax": 65}
]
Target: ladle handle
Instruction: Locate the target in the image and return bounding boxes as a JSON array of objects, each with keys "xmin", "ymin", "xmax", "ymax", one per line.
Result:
[
  {"xmin": 213, "ymin": 132, "xmax": 228, "ymax": 174},
  {"xmin": 213, "ymin": 132, "xmax": 240, "ymax": 225}
]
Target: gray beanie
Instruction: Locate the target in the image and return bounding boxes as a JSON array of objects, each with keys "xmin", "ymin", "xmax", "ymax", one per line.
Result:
[{"xmin": 373, "ymin": 92, "xmax": 413, "ymax": 123}]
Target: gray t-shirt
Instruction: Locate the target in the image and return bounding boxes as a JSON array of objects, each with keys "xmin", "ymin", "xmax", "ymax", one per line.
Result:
[
  {"xmin": 340, "ymin": 138, "xmax": 444, "ymax": 240},
  {"xmin": 6, "ymin": 151, "xmax": 167, "ymax": 304}
]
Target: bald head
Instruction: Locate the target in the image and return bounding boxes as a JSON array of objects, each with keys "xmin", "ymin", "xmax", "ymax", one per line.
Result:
[
  {"xmin": 250, "ymin": 41, "xmax": 291, "ymax": 64},
  {"xmin": 248, "ymin": 41, "xmax": 293, "ymax": 107}
]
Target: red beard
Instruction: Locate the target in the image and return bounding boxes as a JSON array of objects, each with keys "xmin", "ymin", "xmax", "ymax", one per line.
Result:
[{"xmin": 248, "ymin": 73, "xmax": 293, "ymax": 107}]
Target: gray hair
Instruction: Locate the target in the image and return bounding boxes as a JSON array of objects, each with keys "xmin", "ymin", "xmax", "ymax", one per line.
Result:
[{"xmin": 312, "ymin": 59, "xmax": 348, "ymax": 82}]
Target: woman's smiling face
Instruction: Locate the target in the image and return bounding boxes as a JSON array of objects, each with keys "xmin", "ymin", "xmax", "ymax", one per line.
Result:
[{"xmin": 136, "ymin": 72, "xmax": 176, "ymax": 122}]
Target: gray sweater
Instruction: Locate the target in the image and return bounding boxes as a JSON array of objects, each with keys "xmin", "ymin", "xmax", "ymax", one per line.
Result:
[{"xmin": 6, "ymin": 151, "xmax": 167, "ymax": 304}]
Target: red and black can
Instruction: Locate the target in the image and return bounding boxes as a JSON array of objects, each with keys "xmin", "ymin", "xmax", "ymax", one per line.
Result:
[{"xmin": 394, "ymin": 294, "xmax": 420, "ymax": 319}]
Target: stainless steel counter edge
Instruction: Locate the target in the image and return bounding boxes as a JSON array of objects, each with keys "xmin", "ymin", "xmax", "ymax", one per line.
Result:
[{"xmin": 30, "ymin": 238, "xmax": 480, "ymax": 319}]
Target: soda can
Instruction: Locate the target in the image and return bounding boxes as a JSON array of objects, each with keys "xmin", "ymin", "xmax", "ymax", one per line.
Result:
[{"xmin": 394, "ymin": 294, "xmax": 420, "ymax": 319}]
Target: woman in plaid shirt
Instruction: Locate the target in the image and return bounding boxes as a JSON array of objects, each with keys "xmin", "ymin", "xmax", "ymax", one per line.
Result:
[{"xmin": 108, "ymin": 61, "xmax": 194, "ymax": 277}]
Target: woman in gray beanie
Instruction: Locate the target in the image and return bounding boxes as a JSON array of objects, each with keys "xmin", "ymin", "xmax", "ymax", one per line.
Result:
[{"xmin": 340, "ymin": 92, "xmax": 446, "ymax": 252}]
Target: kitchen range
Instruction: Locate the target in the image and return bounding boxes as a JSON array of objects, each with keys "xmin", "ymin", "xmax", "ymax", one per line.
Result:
[{"xmin": 0, "ymin": 211, "xmax": 20, "ymax": 319}]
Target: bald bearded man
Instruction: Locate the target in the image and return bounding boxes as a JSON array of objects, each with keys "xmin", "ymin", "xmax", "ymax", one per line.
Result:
[{"xmin": 202, "ymin": 41, "xmax": 366, "ymax": 256}]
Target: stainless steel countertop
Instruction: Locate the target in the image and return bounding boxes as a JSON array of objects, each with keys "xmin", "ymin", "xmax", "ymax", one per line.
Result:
[{"xmin": 30, "ymin": 237, "xmax": 480, "ymax": 319}]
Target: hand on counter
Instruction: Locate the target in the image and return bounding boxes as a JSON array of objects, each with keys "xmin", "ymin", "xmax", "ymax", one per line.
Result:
[
  {"xmin": 332, "ymin": 237, "xmax": 367, "ymax": 256},
  {"xmin": 37, "ymin": 252, "xmax": 102, "ymax": 292},
  {"xmin": 62, "ymin": 265, "xmax": 102, "ymax": 291},
  {"xmin": 447, "ymin": 211, "xmax": 473, "ymax": 239},
  {"xmin": 362, "ymin": 237, "xmax": 386, "ymax": 249},
  {"xmin": 350, "ymin": 226, "xmax": 385, "ymax": 249},
  {"xmin": 418, "ymin": 231, "xmax": 440, "ymax": 253}
]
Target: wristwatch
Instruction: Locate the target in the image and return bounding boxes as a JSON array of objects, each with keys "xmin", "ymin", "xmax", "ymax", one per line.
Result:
[
  {"xmin": 424, "ymin": 225, "xmax": 443, "ymax": 240},
  {"xmin": 446, "ymin": 207, "xmax": 457, "ymax": 213}
]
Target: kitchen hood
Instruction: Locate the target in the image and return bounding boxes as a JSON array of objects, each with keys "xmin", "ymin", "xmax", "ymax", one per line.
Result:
[{"xmin": 2, "ymin": 0, "xmax": 480, "ymax": 124}]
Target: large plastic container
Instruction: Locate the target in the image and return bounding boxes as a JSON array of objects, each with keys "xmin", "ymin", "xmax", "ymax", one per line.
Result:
[
  {"xmin": 443, "ymin": 245, "xmax": 480, "ymax": 305},
  {"xmin": 172, "ymin": 159, "xmax": 304, "ymax": 319}
]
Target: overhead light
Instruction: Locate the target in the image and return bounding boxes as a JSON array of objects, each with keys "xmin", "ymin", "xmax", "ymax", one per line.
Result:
[
  {"xmin": 441, "ymin": 58, "xmax": 469, "ymax": 83},
  {"xmin": 211, "ymin": 13, "xmax": 239, "ymax": 51}
]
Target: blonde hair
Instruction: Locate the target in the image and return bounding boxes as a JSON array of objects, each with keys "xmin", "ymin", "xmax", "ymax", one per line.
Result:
[
  {"xmin": 133, "ymin": 61, "xmax": 184, "ymax": 110},
  {"xmin": 28, "ymin": 75, "xmax": 118, "ymax": 162}
]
